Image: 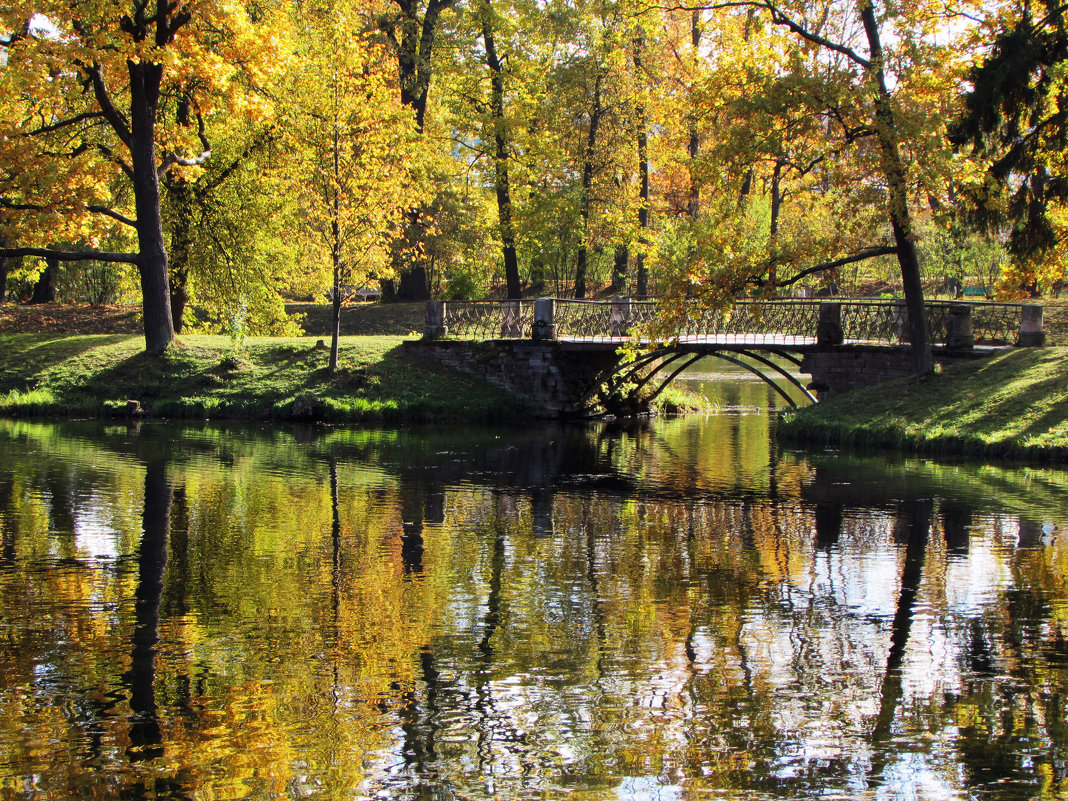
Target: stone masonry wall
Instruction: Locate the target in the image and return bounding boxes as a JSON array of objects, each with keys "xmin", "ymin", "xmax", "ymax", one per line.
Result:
[
  {"xmin": 800, "ymin": 346, "xmax": 986, "ymax": 397},
  {"xmin": 404, "ymin": 340, "xmax": 620, "ymax": 417}
]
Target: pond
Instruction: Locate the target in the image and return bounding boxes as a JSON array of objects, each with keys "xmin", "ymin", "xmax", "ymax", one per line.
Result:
[{"xmin": 0, "ymin": 378, "xmax": 1066, "ymax": 799}]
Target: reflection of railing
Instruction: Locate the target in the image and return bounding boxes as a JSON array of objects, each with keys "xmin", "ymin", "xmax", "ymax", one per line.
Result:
[{"xmin": 424, "ymin": 298, "xmax": 1042, "ymax": 348}]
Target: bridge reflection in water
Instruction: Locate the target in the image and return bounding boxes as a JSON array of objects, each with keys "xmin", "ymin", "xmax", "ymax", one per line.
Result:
[{"xmin": 412, "ymin": 297, "xmax": 1043, "ymax": 415}]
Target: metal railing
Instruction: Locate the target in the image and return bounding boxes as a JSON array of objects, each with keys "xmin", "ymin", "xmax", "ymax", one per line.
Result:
[
  {"xmin": 441, "ymin": 300, "xmax": 535, "ymax": 339},
  {"xmin": 428, "ymin": 298, "xmax": 1035, "ymax": 348}
]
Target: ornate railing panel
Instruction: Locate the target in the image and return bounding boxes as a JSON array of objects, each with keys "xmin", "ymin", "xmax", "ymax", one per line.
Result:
[
  {"xmin": 429, "ymin": 298, "xmax": 1033, "ymax": 347},
  {"xmin": 442, "ymin": 300, "xmax": 534, "ymax": 339},
  {"xmin": 970, "ymin": 302, "xmax": 1023, "ymax": 345}
]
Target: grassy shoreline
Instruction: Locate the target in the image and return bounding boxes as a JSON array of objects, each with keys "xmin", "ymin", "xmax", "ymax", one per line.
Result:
[
  {"xmin": 778, "ymin": 346, "xmax": 1068, "ymax": 462},
  {"xmin": 0, "ymin": 333, "xmax": 706, "ymax": 423},
  {"xmin": 0, "ymin": 334, "xmax": 533, "ymax": 423}
]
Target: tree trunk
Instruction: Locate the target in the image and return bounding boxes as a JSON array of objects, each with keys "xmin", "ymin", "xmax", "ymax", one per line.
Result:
[
  {"xmin": 129, "ymin": 61, "xmax": 176, "ymax": 356},
  {"xmin": 390, "ymin": 0, "xmax": 451, "ymax": 301},
  {"xmin": 481, "ymin": 1, "xmax": 522, "ymax": 300},
  {"xmin": 29, "ymin": 255, "xmax": 57, "ymax": 304},
  {"xmin": 858, "ymin": 0, "xmax": 932, "ymax": 376},
  {"xmin": 331, "ymin": 248, "xmax": 342, "ymax": 372},
  {"xmin": 574, "ymin": 74, "xmax": 604, "ymax": 300},
  {"xmin": 611, "ymin": 245, "xmax": 628, "ymax": 293},
  {"xmin": 392, "ymin": 0, "xmax": 452, "ymax": 135},
  {"xmin": 769, "ymin": 159, "xmax": 783, "ymax": 290},
  {"xmin": 634, "ymin": 36, "xmax": 651, "ymax": 297},
  {"xmin": 167, "ymin": 180, "xmax": 194, "ymax": 333},
  {"xmin": 330, "ymin": 129, "xmax": 343, "ymax": 373},
  {"xmin": 0, "ymin": 253, "xmax": 7, "ymax": 306},
  {"xmin": 687, "ymin": 10, "xmax": 702, "ymax": 220}
]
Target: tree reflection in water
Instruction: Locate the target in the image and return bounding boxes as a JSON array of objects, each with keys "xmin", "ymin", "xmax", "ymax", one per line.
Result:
[{"xmin": 0, "ymin": 417, "xmax": 1065, "ymax": 799}]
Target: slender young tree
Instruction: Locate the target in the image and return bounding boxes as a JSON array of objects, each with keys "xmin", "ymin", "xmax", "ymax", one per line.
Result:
[{"xmin": 286, "ymin": 0, "xmax": 420, "ymax": 370}]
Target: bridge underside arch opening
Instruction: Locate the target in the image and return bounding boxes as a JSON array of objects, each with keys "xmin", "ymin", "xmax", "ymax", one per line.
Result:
[{"xmin": 595, "ymin": 347, "xmax": 816, "ymax": 414}]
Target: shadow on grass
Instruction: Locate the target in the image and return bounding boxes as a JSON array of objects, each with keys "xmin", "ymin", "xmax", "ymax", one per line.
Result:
[{"xmin": 0, "ymin": 335, "xmax": 136, "ymax": 392}]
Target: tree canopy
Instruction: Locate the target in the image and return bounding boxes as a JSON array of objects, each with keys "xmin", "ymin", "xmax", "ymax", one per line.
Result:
[{"xmin": 0, "ymin": 0, "xmax": 1055, "ymax": 363}]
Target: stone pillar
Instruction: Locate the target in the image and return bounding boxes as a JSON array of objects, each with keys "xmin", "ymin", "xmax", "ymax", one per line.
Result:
[
  {"xmin": 610, "ymin": 295, "xmax": 632, "ymax": 337},
  {"xmin": 425, "ymin": 300, "xmax": 447, "ymax": 340},
  {"xmin": 816, "ymin": 302, "xmax": 843, "ymax": 346},
  {"xmin": 533, "ymin": 298, "xmax": 556, "ymax": 340},
  {"xmin": 946, "ymin": 303, "xmax": 974, "ymax": 349},
  {"xmin": 500, "ymin": 301, "xmax": 522, "ymax": 338},
  {"xmin": 1018, "ymin": 304, "xmax": 1045, "ymax": 346}
]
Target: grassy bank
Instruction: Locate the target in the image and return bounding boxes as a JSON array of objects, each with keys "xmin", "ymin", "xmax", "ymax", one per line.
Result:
[
  {"xmin": 778, "ymin": 347, "xmax": 1068, "ymax": 461},
  {"xmin": 0, "ymin": 333, "xmax": 707, "ymax": 423},
  {"xmin": 0, "ymin": 334, "xmax": 530, "ymax": 423}
]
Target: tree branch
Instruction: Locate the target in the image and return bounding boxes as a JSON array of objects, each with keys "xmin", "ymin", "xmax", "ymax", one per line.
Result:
[
  {"xmin": 765, "ymin": 246, "xmax": 899, "ymax": 287},
  {"xmin": 640, "ymin": 0, "xmax": 871, "ymax": 68},
  {"xmin": 0, "ymin": 246, "xmax": 140, "ymax": 264},
  {"xmin": 27, "ymin": 111, "xmax": 107, "ymax": 137},
  {"xmin": 83, "ymin": 63, "xmax": 132, "ymax": 148},
  {"xmin": 88, "ymin": 205, "xmax": 138, "ymax": 228}
]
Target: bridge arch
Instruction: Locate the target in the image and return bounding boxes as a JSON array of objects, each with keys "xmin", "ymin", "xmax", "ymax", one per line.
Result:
[{"xmin": 596, "ymin": 346, "xmax": 816, "ymax": 413}]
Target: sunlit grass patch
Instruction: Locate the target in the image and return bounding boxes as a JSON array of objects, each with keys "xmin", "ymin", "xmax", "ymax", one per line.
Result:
[
  {"xmin": 0, "ymin": 333, "xmax": 527, "ymax": 424},
  {"xmin": 779, "ymin": 347, "xmax": 1068, "ymax": 462}
]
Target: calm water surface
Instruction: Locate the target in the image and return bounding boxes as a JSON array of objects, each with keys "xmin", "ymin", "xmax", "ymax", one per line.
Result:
[{"xmin": 0, "ymin": 375, "xmax": 1066, "ymax": 800}]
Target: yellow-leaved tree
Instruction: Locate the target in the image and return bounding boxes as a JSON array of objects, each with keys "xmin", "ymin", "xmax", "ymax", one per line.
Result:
[
  {"xmin": 284, "ymin": 0, "xmax": 422, "ymax": 371},
  {"xmin": 0, "ymin": 0, "xmax": 290, "ymax": 354}
]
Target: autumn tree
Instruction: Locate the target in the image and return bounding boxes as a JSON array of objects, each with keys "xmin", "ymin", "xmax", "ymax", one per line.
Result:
[
  {"xmin": 653, "ymin": 0, "xmax": 982, "ymax": 374},
  {"xmin": 161, "ymin": 121, "xmax": 305, "ymax": 336},
  {"xmin": 378, "ymin": 0, "xmax": 457, "ymax": 300},
  {"xmin": 286, "ymin": 0, "xmax": 420, "ymax": 370},
  {"xmin": 0, "ymin": 0, "xmax": 288, "ymax": 354}
]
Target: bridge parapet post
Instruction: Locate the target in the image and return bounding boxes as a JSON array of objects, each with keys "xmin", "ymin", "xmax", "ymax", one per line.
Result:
[
  {"xmin": 1018, "ymin": 304, "xmax": 1045, "ymax": 346},
  {"xmin": 533, "ymin": 298, "xmax": 557, "ymax": 340},
  {"xmin": 946, "ymin": 303, "xmax": 974, "ymax": 349},
  {"xmin": 610, "ymin": 295, "xmax": 632, "ymax": 337},
  {"xmin": 425, "ymin": 300, "xmax": 447, "ymax": 340},
  {"xmin": 816, "ymin": 302, "xmax": 843, "ymax": 346}
]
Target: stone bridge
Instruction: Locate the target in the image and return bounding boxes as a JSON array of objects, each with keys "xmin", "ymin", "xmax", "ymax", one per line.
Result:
[{"xmin": 403, "ymin": 297, "xmax": 1045, "ymax": 417}]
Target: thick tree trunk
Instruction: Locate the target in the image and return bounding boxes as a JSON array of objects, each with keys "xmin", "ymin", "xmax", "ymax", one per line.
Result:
[
  {"xmin": 0, "ymin": 253, "xmax": 7, "ymax": 305},
  {"xmin": 129, "ymin": 61, "xmax": 176, "ymax": 356},
  {"xmin": 574, "ymin": 75, "xmax": 604, "ymax": 300},
  {"xmin": 390, "ymin": 0, "xmax": 452, "ymax": 300},
  {"xmin": 29, "ymin": 255, "xmax": 57, "ymax": 304},
  {"xmin": 481, "ymin": 2, "xmax": 522, "ymax": 300},
  {"xmin": 392, "ymin": 0, "xmax": 452, "ymax": 134},
  {"xmin": 858, "ymin": 0, "xmax": 932, "ymax": 375}
]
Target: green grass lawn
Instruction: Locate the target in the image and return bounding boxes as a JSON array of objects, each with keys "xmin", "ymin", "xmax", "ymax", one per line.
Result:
[
  {"xmin": 779, "ymin": 346, "xmax": 1068, "ymax": 461},
  {"xmin": 0, "ymin": 333, "xmax": 529, "ymax": 423}
]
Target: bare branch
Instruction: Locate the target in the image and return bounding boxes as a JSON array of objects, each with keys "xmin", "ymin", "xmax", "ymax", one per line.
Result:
[
  {"xmin": 764, "ymin": 246, "xmax": 899, "ymax": 287},
  {"xmin": 88, "ymin": 205, "xmax": 138, "ymax": 228},
  {"xmin": 83, "ymin": 63, "xmax": 132, "ymax": 148},
  {"xmin": 158, "ymin": 149, "xmax": 212, "ymax": 177},
  {"xmin": 27, "ymin": 111, "xmax": 107, "ymax": 137},
  {"xmin": 639, "ymin": 0, "xmax": 871, "ymax": 68},
  {"xmin": 0, "ymin": 246, "xmax": 140, "ymax": 264}
]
